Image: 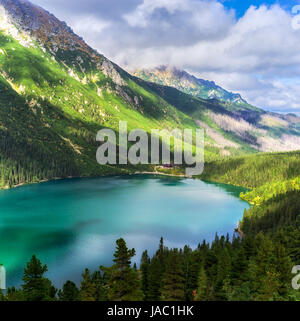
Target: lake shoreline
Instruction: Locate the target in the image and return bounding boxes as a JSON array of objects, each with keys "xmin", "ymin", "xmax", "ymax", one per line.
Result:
[
  {"xmin": 2, "ymin": 171, "xmax": 250, "ymax": 239},
  {"xmin": 1, "ymin": 171, "xmax": 251, "ymax": 198},
  {"xmin": 1, "ymin": 170, "xmax": 190, "ymax": 191},
  {"xmin": 131, "ymin": 171, "xmax": 190, "ymax": 178},
  {"xmin": 0, "ymin": 175, "xmax": 249, "ymax": 289}
]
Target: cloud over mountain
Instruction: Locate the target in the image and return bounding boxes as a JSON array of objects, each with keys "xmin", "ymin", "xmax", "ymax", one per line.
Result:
[{"xmin": 32, "ymin": 0, "xmax": 300, "ymax": 112}]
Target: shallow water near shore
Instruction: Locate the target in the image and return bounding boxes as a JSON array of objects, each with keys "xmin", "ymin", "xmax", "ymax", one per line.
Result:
[{"xmin": 0, "ymin": 175, "xmax": 249, "ymax": 288}]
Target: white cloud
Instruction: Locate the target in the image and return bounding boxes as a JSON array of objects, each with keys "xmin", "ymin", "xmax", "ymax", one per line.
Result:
[
  {"xmin": 71, "ymin": 16, "xmax": 111, "ymax": 34},
  {"xmin": 124, "ymin": 0, "xmax": 187, "ymax": 27},
  {"xmin": 32, "ymin": 0, "xmax": 300, "ymax": 112}
]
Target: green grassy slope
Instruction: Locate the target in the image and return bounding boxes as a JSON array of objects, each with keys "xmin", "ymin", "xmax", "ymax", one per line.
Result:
[
  {"xmin": 1, "ymin": 0, "xmax": 300, "ymax": 190},
  {"xmin": 133, "ymin": 68, "xmax": 300, "ymax": 155},
  {"xmin": 0, "ymin": 0, "xmax": 257, "ymax": 188},
  {"xmin": 0, "ymin": 26, "xmax": 198, "ymax": 187}
]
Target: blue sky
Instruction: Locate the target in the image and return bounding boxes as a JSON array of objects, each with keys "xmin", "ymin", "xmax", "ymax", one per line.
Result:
[
  {"xmin": 223, "ymin": 0, "xmax": 298, "ymax": 16},
  {"xmin": 32, "ymin": 0, "xmax": 300, "ymax": 113}
]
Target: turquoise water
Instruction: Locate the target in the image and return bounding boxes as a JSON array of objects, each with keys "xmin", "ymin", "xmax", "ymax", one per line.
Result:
[{"xmin": 0, "ymin": 175, "xmax": 249, "ymax": 288}]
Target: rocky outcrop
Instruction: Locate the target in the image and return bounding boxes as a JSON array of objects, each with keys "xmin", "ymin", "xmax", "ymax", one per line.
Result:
[
  {"xmin": 132, "ymin": 66, "xmax": 247, "ymax": 105},
  {"xmin": 0, "ymin": 0, "xmax": 127, "ymax": 96}
]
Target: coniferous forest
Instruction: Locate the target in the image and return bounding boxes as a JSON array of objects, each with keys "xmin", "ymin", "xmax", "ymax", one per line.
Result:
[
  {"xmin": 0, "ymin": 233, "xmax": 297, "ymax": 302},
  {"xmin": 1, "ymin": 0, "xmax": 300, "ymax": 304},
  {"xmin": 1, "ymin": 151, "xmax": 300, "ymax": 301}
]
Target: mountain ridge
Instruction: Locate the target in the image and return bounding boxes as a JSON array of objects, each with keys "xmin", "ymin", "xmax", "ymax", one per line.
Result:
[
  {"xmin": 132, "ymin": 65, "xmax": 248, "ymax": 105},
  {"xmin": 131, "ymin": 65, "xmax": 300, "ymax": 153},
  {"xmin": 0, "ymin": 0, "xmax": 300, "ymax": 188}
]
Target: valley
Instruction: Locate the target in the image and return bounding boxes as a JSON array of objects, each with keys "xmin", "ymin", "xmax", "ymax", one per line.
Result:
[
  {"xmin": 0, "ymin": 0, "xmax": 300, "ymax": 189},
  {"xmin": 0, "ymin": 0, "xmax": 300, "ymax": 302}
]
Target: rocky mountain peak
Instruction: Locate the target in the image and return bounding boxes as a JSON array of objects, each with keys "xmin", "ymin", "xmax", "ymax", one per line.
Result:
[
  {"xmin": 0, "ymin": 0, "xmax": 127, "ymax": 85},
  {"xmin": 132, "ymin": 66, "xmax": 247, "ymax": 105},
  {"xmin": 0, "ymin": 0, "xmax": 94, "ymax": 56}
]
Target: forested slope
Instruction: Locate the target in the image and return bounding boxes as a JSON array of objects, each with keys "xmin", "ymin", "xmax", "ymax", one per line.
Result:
[{"xmin": 1, "ymin": 0, "xmax": 300, "ymax": 189}]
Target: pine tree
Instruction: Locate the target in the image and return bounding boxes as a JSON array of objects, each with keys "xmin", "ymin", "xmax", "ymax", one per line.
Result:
[
  {"xmin": 231, "ymin": 246, "xmax": 248, "ymax": 284},
  {"xmin": 58, "ymin": 280, "xmax": 79, "ymax": 301},
  {"xmin": 183, "ymin": 250, "xmax": 201, "ymax": 301},
  {"xmin": 196, "ymin": 266, "xmax": 208, "ymax": 301},
  {"xmin": 215, "ymin": 247, "xmax": 232, "ymax": 300},
  {"xmin": 147, "ymin": 238, "xmax": 169, "ymax": 301},
  {"xmin": 147, "ymin": 257, "xmax": 163, "ymax": 301},
  {"xmin": 140, "ymin": 250, "xmax": 150, "ymax": 300},
  {"xmin": 5, "ymin": 287, "xmax": 25, "ymax": 301},
  {"xmin": 221, "ymin": 277, "xmax": 234, "ymax": 301},
  {"xmin": 102, "ymin": 238, "xmax": 143, "ymax": 301},
  {"xmin": 80, "ymin": 268, "xmax": 96, "ymax": 301},
  {"xmin": 0, "ymin": 289, "xmax": 5, "ymax": 301},
  {"xmin": 92, "ymin": 271, "xmax": 108, "ymax": 301},
  {"xmin": 289, "ymin": 216, "xmax": 300, "ymax": 261},
  {"xmin": 273, "ymin": 242, "xmax": 292, "ymax": 298},
  {"xmin": 161, "ymin": 250, "xmax": 185, "ymax": 301},
  {"xmin": 243, "ymin": 236, "xmax": 256, "ymax": 259},
  {"xmin": 157, "ymin": 237, "xmax": 166, "ymax": 264},
  {"xmin": 248, "ymin": 234, "xmax": 279, "ymax": 301},
  {"xmin": 22, "ymin": 255, "xmax": 56, "ymax": 301}
]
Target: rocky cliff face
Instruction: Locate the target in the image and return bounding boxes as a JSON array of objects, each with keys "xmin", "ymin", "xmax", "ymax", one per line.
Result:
[
  {"xmin": 0, "ymin": 0, "xmax": 95, "ymax": 57},
  {"xmin": 0, "ymin": 0, "xmax": 128, "ymax": 84},
  {"xmin": 132, "ymin": 66, "xmax": 247, "ymax": 105},
  {"xmin": 0, "ymin": 0, "xmax": 89, "ymax": 55}
]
